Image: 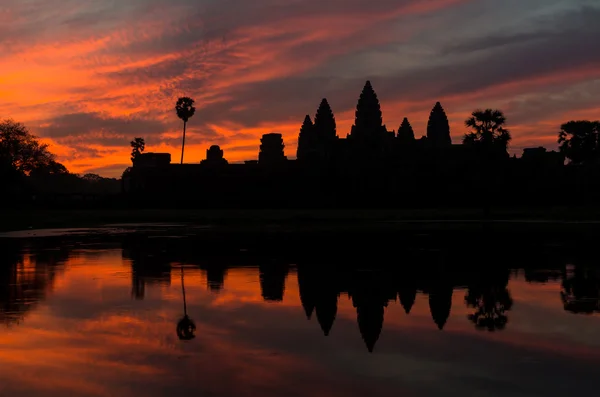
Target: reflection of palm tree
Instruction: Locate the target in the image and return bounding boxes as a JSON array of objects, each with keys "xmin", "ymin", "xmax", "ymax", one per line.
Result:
[
  {"xmin": 177, "ymin": 266, "xmax": 196, "ymax": 340},
  {"xmin": 465, "ymin": 285, "xmax": 513, "ymax": 331}
]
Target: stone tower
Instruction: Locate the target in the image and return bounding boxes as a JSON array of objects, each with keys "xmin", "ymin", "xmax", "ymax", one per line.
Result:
[
  {"xmin": 426, "ymin": 102, "xmax": 451, "ymax": 147},
  {"xmin": 259, "ymin": 133, "xmax": 287, "ymax": 165}
]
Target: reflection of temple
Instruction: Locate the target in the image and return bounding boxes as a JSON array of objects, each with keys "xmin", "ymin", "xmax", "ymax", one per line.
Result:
[
  {"xmin": 115, "ymin": 236, "xmax": 600, "ymax": 352},
  {"xmin": 202, "ymin": 264, "xmax": 227, "ymax": 292},
  {"xmin": 348, "ymin": 272, "xmax": 392, "ymax": 352},
  {"xmin": 259, "ymin": 263, "xmax": 289, "ymax": 302},
  {"xmin": 123, "ymin": 244, "xmax": 172, "ymax": 300},
  {"xmin": 561, "ymin": 265, "xmax": 600, "ymax": 314},
  {"xmin": 426, "ymin": 285, "xmax": 454, "ymax": 331},
  {"xmin": 297, "ymin": 265, "xmax": 456, "ymax": 352}
]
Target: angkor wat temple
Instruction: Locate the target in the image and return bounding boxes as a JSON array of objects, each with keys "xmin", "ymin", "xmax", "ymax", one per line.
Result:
[{"xmin": 124, "ymin": 81, "xmax": 580, "ymax": 208}]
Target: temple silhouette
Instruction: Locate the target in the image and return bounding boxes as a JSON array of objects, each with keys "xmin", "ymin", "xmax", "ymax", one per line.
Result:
[{"xmin": 123, "ymin": 80, "xmax": 568, "ymax": 208}]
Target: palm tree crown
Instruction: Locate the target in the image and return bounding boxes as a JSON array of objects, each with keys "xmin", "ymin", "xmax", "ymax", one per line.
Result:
[
  {"xmin": 175, "ymin": 97, "xmax": 196, "ymax": 164},
  {"xmin": 176, "ymin": 97, "xmax": 196, "ymax": 123},
  {"xmin": 463, "ymin": 109, "xmax": 511, "ymax": 150}
]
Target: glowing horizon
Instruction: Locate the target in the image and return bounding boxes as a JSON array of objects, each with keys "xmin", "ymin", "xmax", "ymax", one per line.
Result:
[{"xmin": 1, "ymin": 0, "xmax": 599, "ymax": 177}]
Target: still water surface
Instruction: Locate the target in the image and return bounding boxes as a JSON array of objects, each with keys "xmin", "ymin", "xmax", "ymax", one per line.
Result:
[{"xmin": 0, "ymin": 234, "xmax": 599, "ymax": 397}]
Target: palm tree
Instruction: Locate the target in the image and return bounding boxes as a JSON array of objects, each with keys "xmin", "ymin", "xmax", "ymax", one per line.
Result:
[
  {"xmin": 176, "ymin": 265, "xmax": 196, "ymax": 340},
  {"xmin": 130, "ymin": 137, "xmax": 145, "ymax": 162},
  {"xmin": 463, "ymin": 109, "xmax": 511, "ymax": 151},
  {"xmin": 463, "ymin": 109, "xmax": 510, "ymax": 220},
  {"xmin": 175, "ymin": 97, "xmax": 196, "ymax": 164}
]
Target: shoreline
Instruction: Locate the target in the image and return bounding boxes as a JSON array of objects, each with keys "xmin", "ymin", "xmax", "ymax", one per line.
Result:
[{"xmin": 3, "ymin": 207, "xmax": 600, "ymax": 233}]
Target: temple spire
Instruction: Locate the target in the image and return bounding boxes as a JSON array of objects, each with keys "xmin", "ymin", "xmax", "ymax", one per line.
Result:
[
  {"xmin": 352, "ymin": 80, "xmax": 383, "ymax": 136},
  {"xmin": 397, "ymin": 117, "xmax": 415, "ymax": 144},
  {"xmin": 296, "ymin": 114, "xmax": 314, "ymax": 161},
  {"xmin": 426, "ymin": 102, "xmax": 451, "ymax": 147},
  {"xmin": 313, "ymin": 98, "xmax": 337, "ymax": 141}
]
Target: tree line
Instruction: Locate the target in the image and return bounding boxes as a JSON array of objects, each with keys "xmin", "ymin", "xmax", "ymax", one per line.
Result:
[{"xmin": 0, "ymin": 119, "xmax": 119, "ymax": 199}]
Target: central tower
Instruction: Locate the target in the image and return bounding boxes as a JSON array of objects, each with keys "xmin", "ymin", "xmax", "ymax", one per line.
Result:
[{"xmin": 348, "ymin": 80, "xmax": 391, "ymax": 159}]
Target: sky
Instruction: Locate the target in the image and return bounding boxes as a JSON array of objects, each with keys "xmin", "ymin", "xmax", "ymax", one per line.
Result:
[{"xmin": 0, "ymin": 0, "xmax": 599, "ymax": 177}]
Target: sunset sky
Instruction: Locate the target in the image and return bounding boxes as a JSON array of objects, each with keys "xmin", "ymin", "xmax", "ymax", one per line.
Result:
[{"xmin": 1, "ymin": 0, "xmax": 599, "ymax": 177}]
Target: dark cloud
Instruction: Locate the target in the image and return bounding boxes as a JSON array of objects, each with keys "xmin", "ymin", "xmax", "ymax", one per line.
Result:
[
  {"xmin": 506, "ymin": 81, "xmax": 600, "ymax": 126},
  {"xmin": 37, "ymin": 112, "xmax": 168, "ymax": 146},
  {"xmin": 101, "ymin": 57, "xmax": 191, "ymax": 85},
  {"xmin": 227, "ymin": 132, "xmax": 258, "ymax": 141},
  {"xmin": 189, "ymin": 4, "xmax": 600, "ymax": 131},
  {"xmin": 224, "ymin": 145, "xmax": 259, "ymax": 153},
  {"xmin": 68, "ymin": 145, "xmax": 102, "ymax": 160}
]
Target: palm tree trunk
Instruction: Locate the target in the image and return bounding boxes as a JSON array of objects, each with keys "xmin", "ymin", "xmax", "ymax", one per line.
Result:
[{"xmin": 180, "ymin": 121, "xmax": 187, "ymax": 164}]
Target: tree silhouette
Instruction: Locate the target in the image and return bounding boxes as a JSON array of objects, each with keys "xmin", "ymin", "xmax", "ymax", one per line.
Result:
[
  {"xmin": 465, "ymin": 282, "xmax": 513, "ymax": 331},
  {"xmin": 463, "ymin": 109, "xmax": 511, "ymax": 152},
  {"xmin": 426, "ymin": 102, "xmax": 451, "ymax": 147},
  {"xmin": 81, "ymin": 173, "xmax": 103, "ymax": 182},
  {"xmin": 560, "ymin": 266, "xmax": 600, "ymax": 314},
  {"xmin": 397, "ymin": 118, "xmax": 415, "ymax": 144},
  {"xmin": 175, "ymin": 97, "xmax": 196, "ymax": 164},
  {"xmin": 558, "ymin": 120, "xmax": 600, "ymax": 166},
  {"xmin": 0, "ymin": 119, "xmax": 62, "ymax": 174},
  {"xmin": 130, "ymin": 137, "xmax": 145, "ymax": 162},
  {"xmin": 296, "ymin": 115, "xmax": 315, "ymax": 161}
]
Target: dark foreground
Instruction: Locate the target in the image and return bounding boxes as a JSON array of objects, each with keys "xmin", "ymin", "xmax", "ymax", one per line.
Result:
[
  {"xmin": 0, "ymin": 225, "xmax": 599, "ymax": 396},
  {"xmin": 5, "ymin": 206, "xmax": 600, "ymax": 233}
]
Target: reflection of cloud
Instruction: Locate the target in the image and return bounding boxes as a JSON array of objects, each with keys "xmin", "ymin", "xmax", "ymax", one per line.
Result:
[{"xmin": 1, "ymin": 0, "xmax": 599, "ymax": 175}]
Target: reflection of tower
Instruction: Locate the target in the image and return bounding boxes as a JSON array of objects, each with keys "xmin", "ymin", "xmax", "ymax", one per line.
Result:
[
  {"xmin": 297, "ymin": 265, "xmax": 316, "ymax": 319},
  {"xmin": 355, "ymin": 299, "xmax": 384, "ymax": 353},
  {"xmin": 204, "ymin": 265, "xmax": 226, "ymax": 292},
  {"xmin": 125, "ymin": 248, "xmax": 172, "ymax": 300},
  {"xmin": 428, "ymin": 285, "xmax": 453, "ymax": 330},
  {"xmin": 349, "ymin": 271, "xmax": 392, "ymax": 353},
  {"xmin": 298, "ymin": 265, "xmax": 339, "ymax": 335},
  {"xmin": 259, "ymin": 263, "xmax": 289, "ymax": 302},
  {"xmin": 398, "ymin": 287, "xmax": 417, "ymax": 314},
  {"xmin": 315, "ymin": 288, "xmax": 338, "ymax": 336}
]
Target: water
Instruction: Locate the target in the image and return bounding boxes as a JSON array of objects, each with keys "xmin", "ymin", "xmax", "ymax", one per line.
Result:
[{"xmin": 0, "ymin": 229, "xmax": 599, "ymax": 397}]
